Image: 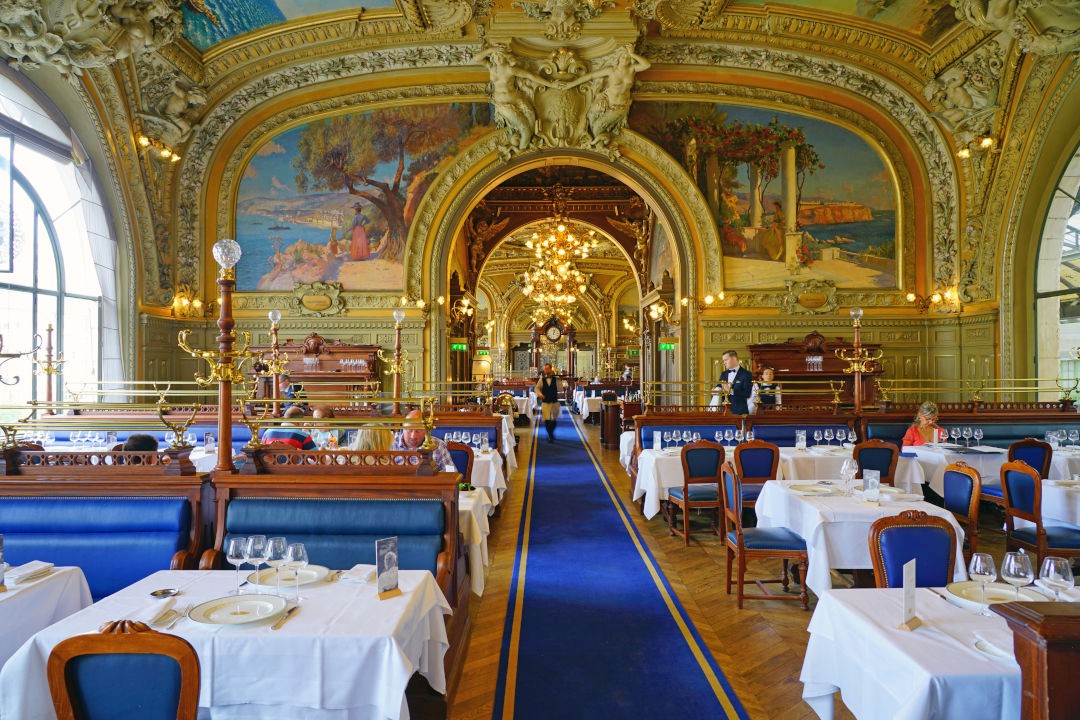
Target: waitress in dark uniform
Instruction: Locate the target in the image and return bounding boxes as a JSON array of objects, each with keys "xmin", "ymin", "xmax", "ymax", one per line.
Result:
[{"xmin": 535, "ymin": 363, "xmax": 561, "ymax": 443}]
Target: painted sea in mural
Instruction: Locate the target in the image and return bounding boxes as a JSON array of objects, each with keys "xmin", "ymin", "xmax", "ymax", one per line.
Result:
[{"xmin": 236, "ymin": 103, "xmax": 492, "ymax": 292}]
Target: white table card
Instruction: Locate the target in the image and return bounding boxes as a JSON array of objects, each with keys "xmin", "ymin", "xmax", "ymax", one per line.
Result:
[
  {"xmin": 900, "ymin": 558, "xmax": 922, "ymax": 631},
  {"xmin": 795, "ymin": 430, "xmax": 807, "ymax": 450},
  {"xmin": 376, "ymin": 536, "xmax": 401, "ymax": 599},
  {"xmin": 653, "ymin": 430, "xmax": 661, "ymax": 450}
]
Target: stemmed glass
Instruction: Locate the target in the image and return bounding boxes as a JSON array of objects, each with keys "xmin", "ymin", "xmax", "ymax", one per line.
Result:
[
  {"xmin": 672, "ymin": 430, "xmax": 683, "ymax": 449},
  {"xmin": 245, "ymin": 535, "xmax": 268, "ymax": 588},
  {"xmin": 226, "ymin": 537, "xmax": 247, "ymax": 596},
  {"xmin": 692, "ymin": 432, "xmax": 701, "ymax": 443},
  {"xmin": 472, "ymin": 433, "xmax": 481, "ymax": 450},
  {"xmin": 723, "ymin": 428, "xmax": 735, "ymax": 446},
  {"xmin": 1036, "ymin": 556, "xmax": 1075, "ymax": 601},
  {"xmin": 836, "ymin": 428, "xmax": 847, "ymax": 445},
  {"xmin": 962, "ymin": 426, "xmax": 973, "ymax": 447},
  {"xmin": 265, "ymin": 537, "xmax": 288, "ymax": 597},
  {"xmin": 663, "ymin": 431, "xmax": 672, "ymax": 449},
  {"xmin": 745, "ymin": 429, "xmax": 755, "ymax": 442},
  {"xmin": 285, "ymin": 543, "xmax": 308, "ymax": 604},
  {"xmin": 839, "ymin": 458, "xmax": 858, "ymax": 494},
  {"xmin": 813, "ymin": 429, "xmax": 823, "ymax": 446},
  {"xmin": 973, "ymin": 428, "xmax": 984, "ymax": 446},
  {"xmin": 824, "ymin": 428, "xmax": 834, "ymax": 446},
  {"xmin": 1001, "ymin": 551, "xmax": 1035, "ymax": 600},
  {"xmin": 950, "ymin": 427, "xmax": 962, "ymax": 445},
  {"xmin": 713, "ymin": 431, "xmax": 723, "ymax": 445},
  {"xmin": 1069, "ymin": 429, "xmax": 1080, "ymax": 448},
  {"xmin": 968, "ymin": 553, "xmax": 997, "ymax": 609},
  {"xmin": 734, "ymin": 428, "xmax": 745, "ymax": 445}
]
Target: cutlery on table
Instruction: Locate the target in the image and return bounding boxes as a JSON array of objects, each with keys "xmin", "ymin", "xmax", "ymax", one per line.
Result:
[
  {"xmin": 162, "ymin": 605, "xmax": 191, "ymax": 631},
  {"xmin": 271, "ymin": 605, "xmax": 299, "ymax": 630}
]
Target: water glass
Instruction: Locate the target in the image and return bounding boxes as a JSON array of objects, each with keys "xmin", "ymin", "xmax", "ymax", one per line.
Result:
[
  {"xmin": 839, "ymin": 459, "xmax": 858, "ymax": 494},
  {"xmin": 824, "ymin": 428, "xmax": 834, "ymax": 446},
  {"xmin": 1001, "ymin": 551, "xmax": 1035, "ymax": 600},
  {"xmin": 713, "ymin": 431, "xmax": 723, "ymax": 445},
  {"xmin": 836, "ymin": 428, "xmax": 847, "ymax": 444},
  {"xmin": 285, "ymin": 543, "xmax": 309, "ymax": 603},
  {"xmin": 968, "ymin": 552, "xmax": 997, "ymax": 607},
  {"xmin": 692, "ymin": 432, "xmax": 701, "ymax": 443},
  {"xmin": 266, "ymin": 537, "xmax": 288, "ymax": 596},
  {"xmin": 723, "ymin": 428, "xmax": 735, "ymax": 445},
  {"xmin": 663, "ymin": 431, "xmax": 672, "ymax": 449},
  {"xmin": 962, "ymin": 426, "xmax": 973, "ymax": 447},
  {"xmin": 245, "ymin": 535, "xmax": 268, "ymax": 586},
  {"xmin": 1069, "ymin": 429, "xmax": 1080, "ymax": 447},
  {"xmin": 481, "ymin": 434, "xmax": 490, "ymax": 452},
  {"xmin": 813, "ymin": 429, "xmax": 823, "ymax": 446},
  {"xmin": 862, "ymin": 469, "xmax": 881, "ymax": 502},
  {"xmin": 226, "ymin": 537, "xmax": 247, "ymax": 596},
  {"xmin": 745, "ymin": 429, "xmax": 755, "ymax": 442},
  {"xmin": 1036, "ymin": 556, "xmax": 1074, "ymax": 601},
  {"xmin": 973, "ymin": 428, "xmax": 984, "ymax": 445},
  {"xmin": 950, "ymin": 427, "xmax": 962, "ymax": 444},
  {"xmin": 472, "ymin": 433, "xmax": 482, "ymax": 450},
  {"xmin": 672, "ymin": 430, "xmax": 683, "ymax": 448},
  {"xmin": 106, "ymin": 431, "xmax": 118, "ymax": 448},
  {"xmin": 735, "ymin": 428, "xmax": 745, "ymax": 444}
]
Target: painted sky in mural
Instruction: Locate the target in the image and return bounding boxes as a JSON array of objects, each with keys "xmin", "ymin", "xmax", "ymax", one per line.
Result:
[
  {"xmin": 631, "ymin": 102, "xmax": 898, "ymax": 291},
  {"xmin": 236, "ymin": 103, "xmax": 491, "ymax": 292},
  {"xmin": 183, "ymin": 0, "xmax": 395, "ymax": 51}
]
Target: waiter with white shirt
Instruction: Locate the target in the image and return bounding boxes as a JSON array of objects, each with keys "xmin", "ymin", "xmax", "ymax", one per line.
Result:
[{"xmin": 718, "ymin": 350, "xmax": 753, "ymax": 415}]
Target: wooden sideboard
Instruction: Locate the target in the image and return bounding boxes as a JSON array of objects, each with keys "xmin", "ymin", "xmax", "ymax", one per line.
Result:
[
  {"xmin": 250, "ymin": 332, "xmax": 380, "ymax": 401},
  {"xmin": 748, "ymin": 331, "xmax": 882, "ymax": 409}
]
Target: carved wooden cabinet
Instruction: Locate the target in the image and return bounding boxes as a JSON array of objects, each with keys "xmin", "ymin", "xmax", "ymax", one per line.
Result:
[
  {"xmin": 748, "ymin": 331, "xmax": 882, "ymax": 408},
  {"xmin": 250, "ymin": 332, "xmax": 380, "ymax": 400}
]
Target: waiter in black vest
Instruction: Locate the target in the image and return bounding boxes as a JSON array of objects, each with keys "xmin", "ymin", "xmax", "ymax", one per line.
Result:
[
  {"xmin": 535, "ymin": 363, "xmax": 561, "ymax": 443},
  {"xmin": 719, "ymin": 350, "xmax": 752, "ymax": 415}
]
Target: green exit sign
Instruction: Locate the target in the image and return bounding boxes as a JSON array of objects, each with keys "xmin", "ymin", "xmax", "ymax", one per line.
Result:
[
  {"xmin": 450, "ymin": 342, "xmax": 468, "ymax": 351},
  {"xmin": 626, "ymin": 348, "xmax": 640, "ymax": 357},
  {"xmin": 658, "ymin": 342, "xmax": 676, "ymax": 351},
  {"xmin": 477, "ymin": 350, "xmax": 489, "ymax": 356}
]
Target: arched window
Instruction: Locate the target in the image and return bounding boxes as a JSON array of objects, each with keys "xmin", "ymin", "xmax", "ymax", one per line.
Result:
[
  {"xmin": 0, "ymin": 72, "xmax": 120, "ymax": 411},
  {"xmin": 1035, "ymin": 144, "xmax": 1080, "ymax": 381}
]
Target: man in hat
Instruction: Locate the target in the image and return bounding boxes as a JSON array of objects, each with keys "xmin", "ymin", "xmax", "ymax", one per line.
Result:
[{"xmin": 349, "ymin": 202, "xmax": 370, "ymax": 260}]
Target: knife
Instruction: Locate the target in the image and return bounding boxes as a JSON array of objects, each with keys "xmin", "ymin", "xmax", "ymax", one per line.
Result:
[{"xmin": 271, "ymin": 605, "xmax": 299, "ymax": 630}]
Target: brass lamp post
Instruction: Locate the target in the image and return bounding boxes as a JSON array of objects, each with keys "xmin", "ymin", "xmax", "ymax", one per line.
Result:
[
  {"xmin": 33, "ymin": 324, "xmax": 64, "ymax": 414},
  {"xmin": 835, "ymin": 307, "xmax": 882, "ymax": 414},
  {"xmin": 264, "ymin": 309, "xmax": 290, "ymax": 417},
  {"xmin": 378, "ymin": 307, "xmax": 409, "ymax": 415}
]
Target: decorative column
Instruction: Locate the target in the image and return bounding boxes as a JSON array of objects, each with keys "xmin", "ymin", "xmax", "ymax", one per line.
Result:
[
  {"xmin": 530, "ymin": 326, "xmax": 540, "ymax": 371},
  {"xmin": 748, "ymin": 163, "xmax": 763, "ymax": 227},
  {"xmin": 781, "ymin": 142, "xmax": 799, "ymax": 270},
  {"xmin": 566, "ymin": 328, "xmax": 577, "ymax": 377}
]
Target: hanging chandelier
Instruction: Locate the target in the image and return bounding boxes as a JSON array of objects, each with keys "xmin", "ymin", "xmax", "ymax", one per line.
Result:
[{"xmin": 524, "ymin": 182, "xmax": 600, "ymax": 261}]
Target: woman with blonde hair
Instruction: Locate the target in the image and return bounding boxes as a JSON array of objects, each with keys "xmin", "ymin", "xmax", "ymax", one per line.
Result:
[
  {"xmin": 901, "ymin": 401, "xmax": 947, "ymax": 446},
  {"xmin": 350, "ymin": 426, "xmax": 393, "ymax": 452}
]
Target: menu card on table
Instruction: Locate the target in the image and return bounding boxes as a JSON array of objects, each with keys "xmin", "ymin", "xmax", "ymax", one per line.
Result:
[
  {"xmin": 899, "ymin": 558, "xmax": 922, "ymax": 631},
  {"xmin": 376, "ymin": 536, "xmax": 402, "ymax": 600}
]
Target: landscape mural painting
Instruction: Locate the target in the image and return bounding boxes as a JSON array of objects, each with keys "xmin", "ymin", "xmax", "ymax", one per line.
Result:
[
  {"xmin": 630, "ymin": 102, "xmax": 898, "ymax": 290},
  {"xmin": 236, "ymin": 103, "xmax": 492, "ymax": 292}
]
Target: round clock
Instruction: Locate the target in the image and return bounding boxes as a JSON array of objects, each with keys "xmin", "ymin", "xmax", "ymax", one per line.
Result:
[{"xmin": 544, "ymin": 325, "xmax": 563, "ymax": 342}]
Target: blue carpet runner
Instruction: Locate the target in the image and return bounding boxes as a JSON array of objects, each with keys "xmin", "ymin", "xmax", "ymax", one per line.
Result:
[{"xmin": 492, "ymin": 407, "xmax": 749, "ymax": 719}]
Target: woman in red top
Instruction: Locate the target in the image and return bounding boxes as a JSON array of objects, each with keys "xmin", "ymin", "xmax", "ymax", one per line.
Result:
[{"xmin": 901, "ymin": 401, "xmax": 946, "ymax": 446}]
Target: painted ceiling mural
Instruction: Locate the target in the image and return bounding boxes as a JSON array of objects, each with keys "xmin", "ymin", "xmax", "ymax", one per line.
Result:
[
  {"xmin": 182, "ymin": 0, "xmax": 395, "ymax": 51},
  {"xmin": 630, "ymin": 101, "xmax": 898, "ymax": 291},
  {"xmin": 236, "ymin": 102, "xmax": 492, "ymax": 292},
  {"xmin": 733, "ymin": 0, "xmax": 960, "ymax": 43}
]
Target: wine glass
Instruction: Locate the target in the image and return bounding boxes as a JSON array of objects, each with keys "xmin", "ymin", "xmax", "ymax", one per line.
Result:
[
  {"xmin": 672, "ymin": 430, "xmax": 682, "ymax": 448},
  {"xmin": 745, "ymin": 429, "xmax": 755, "ymax": 442},
  {"xmin": 1036, "ymin": 556, "xmax": 1074, "ymax": 601},
  {"xmin": 285, "ymin": 543, "xmax": 309, "ymax": 604},
  {"xmin": 1001, "ymin": 551, "xmax": 1035, "ymax": 601},
  {"xmin": 472, "ymin": 433, "xmax": 482, "ymax": 450},
  {"xmin": 663, "ymin": 431, "xmax": 672, "ymax": 449},
  {"xmin": 950, "ymin": 427, "xmax": 962, "ymax": 444},
  {"xmin": 813, "ymin": 429, "xmax": 823, "ymax": 446},
  {"xmin": 723, "ymin": 428, "xmax": 735, "ymax": 446},
  {"xmin": 962, "ymin": 426, "xmax": 973, "ymax": 447},
  {"xmin": 973, "ymin": 428, "xmax": 984, "ymax": 446},
  {"xmin": 968, "ymin": 552, "xmax": 997, "ymax": 608},
  {"xmin": 824, "ymin": 428, "xmax": 834, "ymax": 446},
  {"xmin": 245, "ymin": 535, "xmax": 268, "ymax": 587},
  {"xmin": 692, "ymin": 432, "xmax": 701, "ymax": 443},
  {"xmin": 735, "ymin": 428, "xmax": 745, "ymax": 444},
  {"xmin": 1069, "ymin": 429, "xmax": 1079, "ymax": 447},
  {"xmin": 713, "ymin": 431, "xmax": 723, "ymax": 444},
  {"xmin": 265, "ymin": 537, "xmax": 288, "ymax": 597},
  {"xmin": 226, "ymin": 537, "xmax": 247, "ymax": 596},
  {"xmin": 839, "ymin": 458, "xmax": 858, "ymax": 494},
  {"xmin": 836, "ymin": 428, "xmax": 847, "ymax": 445}
]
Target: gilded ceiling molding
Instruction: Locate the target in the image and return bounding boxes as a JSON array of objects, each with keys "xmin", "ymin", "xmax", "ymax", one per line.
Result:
[
  {"xmin": 514, "ymin": 0, "xmax": 616, "ymax": 41},
  {"xmin": 643, "ymin": 41, "xmax": 959, "ymax": 292},
  {"xmin": 995, "ymin": 57, "xmax": 1077, "ymax": 378},
  {"xmin": 173, "ymin": 44, "xmax": 479, "ymax": 291},
  {"xmin": 951, "ymin": 0, "xmax": 1080, "ymax": 56},
  {"xmin": 413, "ymin": 129, "xmax": 708, "ymax": 384},
  {"xmin": 635, "ymin": 79, "xmax": 918, "ymax": 308}
]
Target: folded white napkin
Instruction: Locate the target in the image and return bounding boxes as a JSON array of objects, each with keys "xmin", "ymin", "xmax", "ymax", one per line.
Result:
[
  {"xmin": 5, "ymin": 561, "xmax": 54, "ymax": 584},
  {"xmin": 130, "ymin": 597, "xmax": 176, "ymax": 625},
  {"xmin": 339, "ymin": 564, "xmax": 376, "ymax": 585}
]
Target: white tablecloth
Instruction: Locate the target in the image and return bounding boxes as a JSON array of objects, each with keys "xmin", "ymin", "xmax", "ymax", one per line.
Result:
[
  {"xmin": 903, "ymin": 445, "xmax": 1010, "ymax": 495},
  {"xmin": 579, "ymin": 397, "xmax": 603, "ymax": 422},
  {"xmin": 0, "ymin": 566, "xmax": 91, "ymax": 670},
  {"xmin": 802, "ymin": 588, "xmax": 1019, "ymax": 720},
  {"xmin": 778, "ymin": 446, "xmax": 924, "ymax": 493},
  {"xmin": 619, "ymin": 431, "xmax": 636, "ymax": 471},
  {"xmin": 463, "ymin": 451, "xmax": 507, "ymax": 507},
  {"xmin": 499, "ymin": 417, "xmax": 518, "ymax": 476},
  {"xmin": 632, "ymin": 447, "xmax": 733, "ymax": 520},
  {"xmin": 755, "ymin": 481, "xmax": 967, "ymax": 599},
  {"xmin": 458, "ymin": 490, "xmax": 492, "ymax": 597},
  {"xmin": 0, "ymin": 569, "xmax": 451, "ymax": 720},
  {"xmin": 512, "ymin": 396, "xmax": 534, "ymax": 421}
]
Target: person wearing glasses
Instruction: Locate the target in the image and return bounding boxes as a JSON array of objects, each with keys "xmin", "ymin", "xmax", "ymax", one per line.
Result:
[{"xmin": 901, "ymin": 401, "xmax": 947, "ymax": 446}]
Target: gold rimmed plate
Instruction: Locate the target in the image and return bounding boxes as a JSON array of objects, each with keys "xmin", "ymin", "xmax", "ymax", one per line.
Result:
[
  {"xmin": 246, "ymin": 565, "xmax": 329, "ymax": 588},
  {"xmin": 187, "ymin": 594, "xmax": 287, "ymax": 625}
]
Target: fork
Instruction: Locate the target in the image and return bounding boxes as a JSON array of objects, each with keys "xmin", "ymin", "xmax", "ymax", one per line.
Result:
[{"xmin": 162, "ymin": 604, "xmax": 190, "ymax": 631}]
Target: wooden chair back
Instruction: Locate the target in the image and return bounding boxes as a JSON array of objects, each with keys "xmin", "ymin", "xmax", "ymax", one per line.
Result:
[
  {"xmin": 720, "ymin": 460, "xmax": 743, "ymax": 536},
  {"xmin": 1000, "ymin": 459, "xmax": 1043, "ymax": 529},
  {"xmin": 679, "ymin": 439, "xmax": 725, "ymax": 491},
  {"xmin": 853, "ymin": 439, "xmax": 899, "ymax": 485},
  {"xmin": 1008, "ymin": 438, "xmax": 1053, "ymax": 479},
  {"xmin": 733, "ymin": 440, "xmax": 779, "ymax": 481},
  {"xmin": 445, "ymin": 441, "xmax": 475, "ymax": 485},
  {"xmin": 869, "ymin": 509, "xmax": 957, "ymax": 588}
]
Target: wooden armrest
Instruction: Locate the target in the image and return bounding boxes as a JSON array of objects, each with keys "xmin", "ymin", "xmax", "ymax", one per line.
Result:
[
  {"xmin": 198, "ymin": 548, "xmax": 223, "ymax": 570},
  {"xmin": 170, "ymin": 549, "xmax": 193, "ymax": 570},
  {"xmin": 435, "ymin": 549, "xmax": 452, "ymax": 599}
]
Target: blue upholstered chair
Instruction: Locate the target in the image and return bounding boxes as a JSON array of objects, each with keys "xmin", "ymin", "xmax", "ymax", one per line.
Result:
[
  {"xmin": 47, "ymin": 624, "xmax": 200, "ymax": 720},
  {"xmin": 869, "ymin": 509, "xmax": 957, "ymax": 588},
  {"xmin": 853, "ymin": 439, "xmax": 899, "ymax": 486},
  {"xmin": 984, "ymin": 438, "xmax": 1053, "ymax": 507},
  {"xmin": 1000, "ymin": 459, "xmax": 1080, "ymax": 565},
  {"xmin": 942, "ymin": 462, "xmax": 981, "ymax": 562},
  {"xmin": 666, "ymin": 440, "xmax": 724, "ymax": 545},
  {"xmin": 733, "ymin": 440, "xmax": 780, "ymax": 508},
  {"xmin": 446, "ymin": 441, "xmax": 475, "ymax": 488},
  {"xmin": 720, "ymin": 461, "xmax": 809, "ymax": 610}
]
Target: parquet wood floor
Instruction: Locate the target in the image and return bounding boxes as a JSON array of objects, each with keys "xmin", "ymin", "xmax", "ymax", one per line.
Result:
[{"xmin": 449, "ymin": 418, "xmax": 1007, "ymax": 720}]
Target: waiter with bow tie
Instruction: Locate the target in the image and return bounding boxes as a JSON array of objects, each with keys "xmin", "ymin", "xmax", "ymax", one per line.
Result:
[{"xmin": 718, "ymin": 350, "xmax": 752, "ymax": 415}]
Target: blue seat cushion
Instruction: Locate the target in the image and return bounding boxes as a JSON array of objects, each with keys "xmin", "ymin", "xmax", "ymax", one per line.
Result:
[
  {"xmin": 981, "ymin": 483, "xmax": 1003, "ymax": 498},
  {"xmin": 1013, "ymin": 524, "xmax": 1080, "ymax": 549},
  {"xmin": 741, "ymin": 483, "xmax": 764, "ymax": 503},
  {"xmin": 732, "ymin": 527, "xmax": 806, "ymax": 551},
  {"xmin": 225, "ymin": 498, "xmax": 445, "ymax": 575},
  {"xmin": 669, "ymin": 485, "xmax": 719, "ymax": 502},
  {"xmin": 0, "ymin": 497, "xmax": 191, "ymax": 599}
]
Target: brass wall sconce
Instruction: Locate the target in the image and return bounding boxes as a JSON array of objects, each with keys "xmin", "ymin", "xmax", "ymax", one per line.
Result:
[
  {"xmin": 680, "ymin": 294, "xmax": 717, "ymax": 313},
  {"xmin": 171, "ymin": 283, "xmax": 211, "ymax": 318},
  {"xmin": 955, "ymin": 135, "xmax": 995, "ymax": 159},
  {"xmin": 437, "ymin": 295, "xmax": 476, "ymax": 326},
  {"xmin": 647, "ymin": 299, "xmax": 680, "ymax": 327},
  {"xmin": 137, "ymin": 134, "xmax": 181, "ymax": 163},
  {"xmin": 905, "ymin": 288, "xmax": 960, "ymax": 314}
]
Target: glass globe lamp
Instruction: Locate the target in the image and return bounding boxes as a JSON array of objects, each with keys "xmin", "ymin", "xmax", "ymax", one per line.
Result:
[
  {"xmin": 392, "ymin": 308, "xmax": 406, "ymax": 325},
  {"xmin": 212, "ymin": 238, "xmax": 242, "ymax": 270},
  {"xmin": 268, "ymin": 309, "xmax": 281, "ymax": 325}
]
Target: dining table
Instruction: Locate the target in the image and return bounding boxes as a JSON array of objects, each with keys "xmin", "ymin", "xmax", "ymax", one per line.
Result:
[
  {"xmin": 902, "ymin": 443, "xmax": 1012, "ymax": 496},
  {"xmin": 460, "ymin": 450, "xmax": 508, "ymax": 506},
  {"xmin": 0, "ymin": 566, "xmax": 92, "ymax": 670},
  {"xmin": 801, "ymin": 587, "xmax": 1021, "ymax": 720},
  {"xmin": 0, "ymin": 569, "xmax": 451, "ymax": 720},
  {"xmin": 458, "ymin": 489, "xmax": 493, "ymax": 596},
  {"xmin": 512, "ymin": 396, "xmax": 534, "ymax": 421},
  {"xmin": 754, "ymin": 480, "xmax": 967, "ymax": 599},
  {"xmin": 633, "ymin": 446, "xmax": 732, "ymax": 520},
  {"xmin": 619, "ymin": 431, "xmax": 636, "ymax": 471},
  {"xmin": 777, "ymin": 445, "xmax": 925, "ymax": 493}
]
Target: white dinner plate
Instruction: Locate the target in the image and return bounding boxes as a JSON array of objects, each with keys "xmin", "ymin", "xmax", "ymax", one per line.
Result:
[
  {"xmin": 788, "ymin": 483, "xmax": 834, "ymax": 495},
  {"xmin": 246, "ymin": 564, "xmax": 329, "ymax": 588},
  {"xmin": 945, "ymin": 581, "xmax": 1045, "ymax": 610},
  {"xmin": 187, "ymin": 594, "xmax": 288, "ymax": 625}
]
